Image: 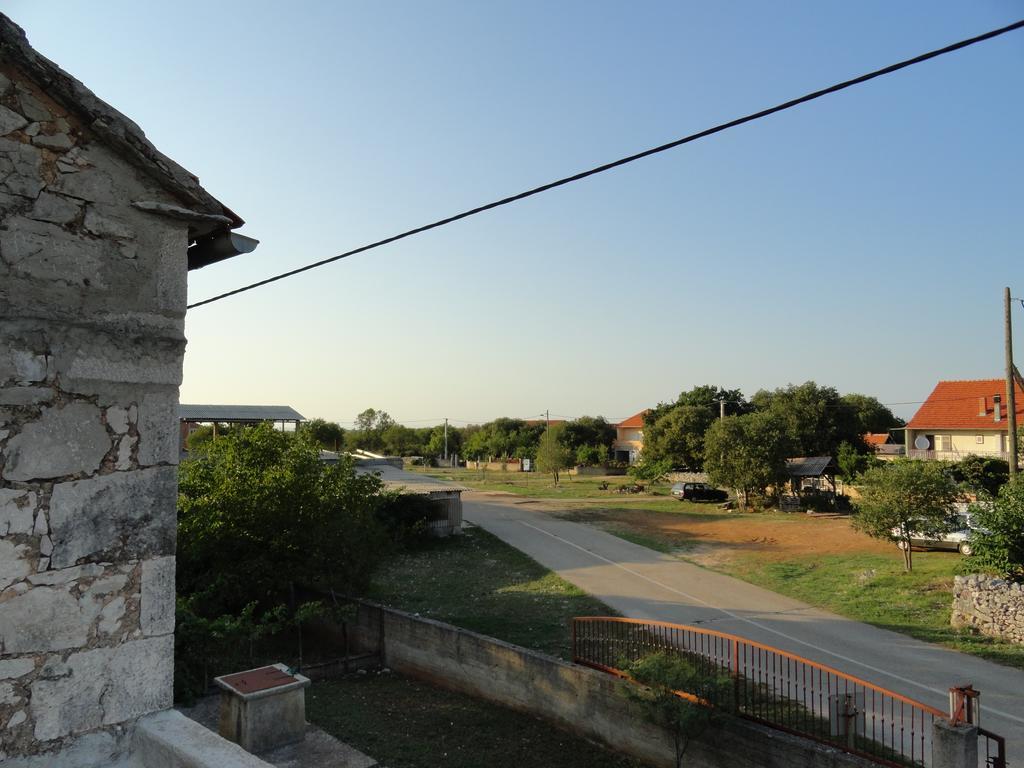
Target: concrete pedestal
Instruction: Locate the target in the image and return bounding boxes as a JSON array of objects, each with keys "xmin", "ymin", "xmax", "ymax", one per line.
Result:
[
  {"xmin": 932, "ymin": 719, "xmax": 978, "ymax": 768},
  {"xmin": 214, "ymin": 664, "xmax": 311, "ymax": 754}
]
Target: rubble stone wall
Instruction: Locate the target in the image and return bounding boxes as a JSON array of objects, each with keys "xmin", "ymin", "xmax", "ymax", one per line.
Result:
[
  {"xmin": 952, "ymin": 575, "xmax": 1024, "ymax": 644},
  {"xmin": 0, "ymin": 61, "xmax": 187, "ymax": 765}
]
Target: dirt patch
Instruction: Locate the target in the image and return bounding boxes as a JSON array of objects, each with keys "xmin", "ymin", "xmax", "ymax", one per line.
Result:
[{"xmin": 467, "ymin": 491, "xmax": 894, "ymax": 566}]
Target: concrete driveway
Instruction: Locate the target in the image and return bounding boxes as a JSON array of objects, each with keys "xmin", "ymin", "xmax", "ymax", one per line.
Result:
[{"xmin": 463, "ymin": 493, "xmax": 1024, "ymax": 758}]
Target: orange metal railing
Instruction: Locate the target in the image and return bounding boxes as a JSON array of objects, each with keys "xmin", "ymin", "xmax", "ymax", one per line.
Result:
[{"xmin": 572, "ymin": 617, "xmax": 955, "ymax": 767}]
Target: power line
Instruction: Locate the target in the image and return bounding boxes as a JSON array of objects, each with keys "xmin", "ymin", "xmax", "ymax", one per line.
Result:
[{"xmin": 188, "ymin": 18, "xmax": 1024, "ymax": 310}]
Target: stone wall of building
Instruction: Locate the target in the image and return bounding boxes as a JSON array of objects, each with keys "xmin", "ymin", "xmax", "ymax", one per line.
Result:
[
  {"xmin": 0, "ymin": 61, "xmax": 188, "ymax": 764},
  {"xmin": 951, "ymin": 575, "xmax": 1024, "ymax": 644}
]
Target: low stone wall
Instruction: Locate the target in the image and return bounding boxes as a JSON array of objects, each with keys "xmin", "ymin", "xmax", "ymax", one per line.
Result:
[
  {"xmin": 464, "ymin": 459, "xmax": 522, "ymax": 472},
  {"xmin": 574, "ymin": 465, "xmax": 627, "ymax": 476},
  {"xmin": 951, "ymin": 575, "xmax": 1024, "ymax": 644},
  {"xmin": 668, "ymin": 471, "xmax": 710, "ymax": 483},
  {"xmin": 347, "ymin": 602, "xmax": 874, "ymax": 768}
]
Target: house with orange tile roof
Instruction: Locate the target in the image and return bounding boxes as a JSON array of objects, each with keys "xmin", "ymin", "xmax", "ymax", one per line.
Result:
[
  {"xmin": 612, "ymin": 409, "xmax": 649, "ymax": 464},
  {"xmin": 863, "ymin": 433, "xmax": 890, "ymax": 448},
  {"xmin": 905, "ymin": 379, "xmax": 1024, "ymax": 462},
  {"xmin": 862, "ymin": 432, "xmax": 904, "ymax": 460}
]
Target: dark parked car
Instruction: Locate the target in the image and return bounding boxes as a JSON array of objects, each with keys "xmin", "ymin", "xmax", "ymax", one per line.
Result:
[{"xmin": 671, "ymin": 482, "xmax": 728, "ymax": 503}]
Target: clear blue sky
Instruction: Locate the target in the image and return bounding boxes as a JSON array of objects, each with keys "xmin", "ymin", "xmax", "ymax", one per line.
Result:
[{"xmin": 8, "ymin": 1, "xmax": 1023, "ymax": 427}]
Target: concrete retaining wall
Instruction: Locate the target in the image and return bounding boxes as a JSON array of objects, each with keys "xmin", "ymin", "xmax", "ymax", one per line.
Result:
[
  {"xmin": 347, "ymin": 602, "xmax": 875, "ymax": 768},
  {"xmin": 952, "ymin": 575, "xmax": 1024, "ymax": 644}
]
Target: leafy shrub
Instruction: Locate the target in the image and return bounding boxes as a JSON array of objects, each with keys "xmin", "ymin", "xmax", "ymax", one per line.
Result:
[
  {"xmin": 800, "ymin": 489, "xmax": 833, "ymax": 513},
  {"xmin": 175, "ymin": 424, "xmax": 390, "ymax": 700},
  {"xmin": 575, "ymin": 444, "xmax": 608, "ymax": 467},
  {"xmin": 965, "ymin": 477, "xmax": 1024, "ymax": 581},
  {"xmin": 377, "ymin": 491, "xmax": 437, "ymax": 545},
  {"xmin": 178, "ymin": 423, "xmax": 387, "ymax": 616},
  {"xmin": 836, "ymin": 440, "xmax": 877, "ymax": 481},
  {"xmin": 623, "ymin": 651, "xmax": 734, "ymax": 768},
  {"xmin": 174, "ymin": 599, "xmax": 287, "ymax": 703},
  {"xmin": 853, "ymin": 460, "xmax": 961, "ymax": 571},
  {"xmin": 628, "ymin": 458, "xmax": 672, "ymax": 485},
  {"xmin": 949, "ymin": 455, "xmax": 1009, "ymax": 499}
]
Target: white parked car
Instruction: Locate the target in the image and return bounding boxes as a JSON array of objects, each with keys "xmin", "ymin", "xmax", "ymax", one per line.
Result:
[{"xmin": 893, "ymin": 510, "xmax": 978, "ymax": 556}]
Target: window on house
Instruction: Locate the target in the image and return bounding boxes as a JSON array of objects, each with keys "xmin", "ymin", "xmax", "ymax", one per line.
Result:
[
  {"xmin": 937, "ymin": 435, "xmax": 952, "ymax": 452},
  {"xmin": 976, "ymin": 435, "xmax": 984, "ymax": 444}
]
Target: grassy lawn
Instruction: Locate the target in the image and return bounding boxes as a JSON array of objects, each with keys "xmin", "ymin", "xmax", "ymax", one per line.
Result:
[
  {"xmin": 393, "ymin": 468, "xmax": 1024, "ymax": 671},
  {"xmin": 365, "ymin": 526, "xmax": 617, "ymax": 659},
  {"xmin": 408, "ymin": 465, "xmax": 679, "ymax": 502},
  {"xmin": 308, "ymin": 672, "xmax": 647, "ymax": 768},
  {"xmin": 718, "ymin": 551, "xmax": 1024, "ymax": 670}
]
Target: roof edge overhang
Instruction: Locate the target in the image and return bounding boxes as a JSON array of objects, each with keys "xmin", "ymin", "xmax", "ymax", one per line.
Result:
[{"xmin": 0, "ymin": 14, "xmax": 245, "ymax": 237}]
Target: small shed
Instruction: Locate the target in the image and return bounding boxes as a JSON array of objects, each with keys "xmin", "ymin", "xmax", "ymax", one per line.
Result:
[
  {"xmin": 784, "ymin": 456, "xmax": 838, "ymax": 494},
  {"xmin": 354, "ymin": 463, "xmax": 465, "ymax": 537}
]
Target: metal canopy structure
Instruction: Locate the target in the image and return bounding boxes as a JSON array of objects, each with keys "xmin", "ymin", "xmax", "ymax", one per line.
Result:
[
  {"xmin": 179, "ymin": 404, "xmax": 305, "ymax": 423},
  {"xmin": 784, "ymin": 456, "xmax": 837, "ymax": 478},
  {"xmin": 784, "ymin": 455, "xmax": 838, "ymax": 497}
]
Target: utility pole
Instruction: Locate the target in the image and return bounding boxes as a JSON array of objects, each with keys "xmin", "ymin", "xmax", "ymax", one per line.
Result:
[
  {"xmin": 443, "ymin": 418, "xmax": 448, "ymax": 464},
  {"xmin": 1006, "ymin": 287, "xmax": 1018, "ymax": 478},
  {"xmin": 718, "ymin": 398, "xmax": 726, "ymax": 420},
  {"xmin": 545, "ymin": 409, "xmax": 550, "ymax": 428}
]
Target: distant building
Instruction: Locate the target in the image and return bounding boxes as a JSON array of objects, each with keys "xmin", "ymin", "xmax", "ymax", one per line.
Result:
[
  {"xmin": 613, "ymin": 410, "xmax": 649, "ymax": 464},
  {"xmin": 178, "ymin": 403, "xmax": 305, "ymax": 451},
  {"xmin": 863, "ymin": 432, "xmax": 904, "ymax": 460},
  {"xmin": 905, "ymin": 379, "xmax": 1024, "ymax": 462}
]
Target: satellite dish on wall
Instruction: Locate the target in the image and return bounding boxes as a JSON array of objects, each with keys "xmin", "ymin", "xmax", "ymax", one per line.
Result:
[{"xmin": 914, "ymin": 435, "xmax": 931, "ymax": 450}]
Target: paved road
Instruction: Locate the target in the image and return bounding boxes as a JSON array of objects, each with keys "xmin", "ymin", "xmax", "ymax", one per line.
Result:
[{"xmin": 463, "ymin": 493, "xmax": 1024, "ymax": 758}]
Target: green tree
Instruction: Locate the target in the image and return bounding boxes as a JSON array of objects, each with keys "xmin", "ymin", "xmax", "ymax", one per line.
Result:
[
  {"xmin": 836, "ymin": 440, "xmax": 875, "ymax": 482},
  {"xmin": 303, "ymin": 418, "xmax": 345, "ymax": 451},
  {"xmin": 965, "ymin": 477, "xmax": 1024, "ymax": 580},
  {"xmin": 561, "ymin": 416, "xmax": 616, "ymax": 455},
  {"xmin": 177, "ymin": 423, "xmax": 387, "ymax": 615},
  {"xmin": 751, "ymin": 382, "xmax": 862, "ymax": 457},
  {"xmin": 381, "ymin": 423, "xmax": 421, "ymax": 456},
  {"xmin": 576, "ymin": 443, "xmax": 608, "ymax": 466},
  {"xmin": 628, "ymin": 457, "xmax": 672, "ymax": 487},
  {"xmin": 703, "ymin": 412, "xmax": 788, "ymax": 506},
  {"xmin": 185, "ymin": 423, "xmax": 242, "ymax": 452},
  {"xmin": 463, "ymin": 424, "xmax": 490, "ymax": 460},
  {"xmin": 424, "ymin": 424, "xmax": 462, "ymax": 459},
  {"xmin": 460, "ymin": 418, "xmax": 544, "ymax": 461},
  {"xmin": 643, "ymin": 386, "xmax": 749, "ymax": 470},
  {"xmin": 644, "ymin": 406, "xmax": 715, "ymax": 470},
  {"xmin": 840, "ymin": 393, "xmax": 904, "ymax": 435},
  {"xmin": 346, "ymin": 408, "xmax": 395, "ymax": 453},
  {"xmin": 535, "ymin": 424, "xmax": 573, "ymax": 484},
  {"xmin": 949, "ymin": 455, "xmax": 1009, "ymax": 500},
  {"xmin": 852, "ymin": 460, "xmax": 961, "ymax": 571},
  {"xmin": 623, "ymin": 651, "xmax": 733, "ymax": 768}
]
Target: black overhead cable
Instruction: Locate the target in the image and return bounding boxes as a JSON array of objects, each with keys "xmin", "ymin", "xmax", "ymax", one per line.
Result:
[{"xmin": 188, "ymin": 18, "xmax": 1024, "ymax": 310}]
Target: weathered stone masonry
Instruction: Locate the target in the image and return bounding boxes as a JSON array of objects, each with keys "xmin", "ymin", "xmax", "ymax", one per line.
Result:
[
  {"xmin": 0, "ymin": 15, "xmax": 246, "ymax": 765},
  {"xmin": 952, "ymin": 574, "xmax": 1024, "ymax": 645}
]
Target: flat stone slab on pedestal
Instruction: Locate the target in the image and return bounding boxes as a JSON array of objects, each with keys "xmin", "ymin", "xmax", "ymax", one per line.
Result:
[
  {"xmin": 215, "ymin": 663, "xmax": 311, "ymax": 754},
  {"xmin": 178, "ymin": 692, "xmax": 377, "ymax": 768}
]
